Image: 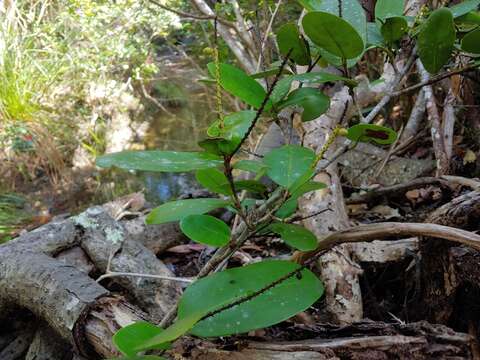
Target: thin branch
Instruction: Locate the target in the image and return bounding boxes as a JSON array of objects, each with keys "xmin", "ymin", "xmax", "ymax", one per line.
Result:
[
  {"xmin": 391, "ymin": 61, "xmax": 480, "ymax": 97},
  {"xmin": 256, "ymin": 0, "xmax": 283, "ymax": 72},
  {"xmin": 147, "ymin": 0, "xmax": 235, "ymax": 28},
  {"xmin": 294, "ymin": 222, "xmax": 480, "ymax": 264},
  {"xmin": 96, "ymin": 272, "xmax": 193, "ymax": 283}
]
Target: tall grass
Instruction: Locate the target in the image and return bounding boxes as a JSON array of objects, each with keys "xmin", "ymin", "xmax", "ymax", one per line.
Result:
[{"xmin": 0, "ymin": 193, "xmax": 29, "ymax": 243}]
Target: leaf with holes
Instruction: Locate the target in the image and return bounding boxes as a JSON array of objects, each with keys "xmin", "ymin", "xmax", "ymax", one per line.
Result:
[
  {"xmin": 346, "ymin": 124, "xmax": 397, "ymax": 145},
  {"xmin": 418, "ymin": 8, "xmax": 456, "ymax": 74},
  {"xmin": 96, "ymin": 151, "xmax": 223, "ymax": 173},
  {"xmin": 277, "ymin": 23, "xmax": 310, "ymax": 65},
  {"xmin": 180, "ymin": 215, "xmax": 230, "ymax": 247},
  {"xmin": 263, "ymin": 145, "xmax": 316, "ymax": 188},
  {"xmin": 112, "ymin": 322, "xmax": 169, "ymax": 357},
  {"xmin": 207, "ymin": 63, "xmax": 270, "ymax": 109},
  {"xmin": 146, "ymin": 198, "xmax": 231, "ymax": 225},
  {"xmin": 279, "ymin": 88, "xmax": 330, "ymax": 122},
  {"xmin": 303, "ymin": 11, "xmax": 364, "ymax": 59},
  {"xmin": 177, "ymin": 260, "xmax": 324, "ymax": 337},
  {"xmin": 269, "ymin": 223, "xmax": 318, "ymax": 251}
]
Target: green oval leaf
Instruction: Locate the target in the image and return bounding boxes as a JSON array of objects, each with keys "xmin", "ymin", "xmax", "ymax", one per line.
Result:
[
  {"xmin": 277, "ymin": 23, "xmax": 310, "ymax": 66},
  {"xmin": 207, "ymin": 110, "xmax": 256, "ymax": 141},
  {"xmin": 302, "ymin": 11, "xmax": 364, "ymax": 59},
  {"xmin": 279, "ymin": 88, "xmax": 330, "ymax": 122},
  {"xmin": 346, "ymin": 124, "xmax": 397, "ymax": 145},
  {"xmin": 207, "ymin": 63, "xmax": 270, "ymax": 109},
  {"xmin": 462, "ymin": 28, "xmax": 480, "ymax": 54},
  {"xmin": 113, "ymin": 322, "xmax": 168, "ymax": 356},
  {"xmin": 380, "ymin": 16, "xmax": 408, "ymax": 43},
  {"xmin": 275, "ymin": 198, "xmax": 298, "ymax": 219},
  {"xmin": 375, "ymin": 0, "xmax": 404, "ymax": 21},
  {"xmin": 146, "ymin": 198, "xmax": 231, "ymax": 225},
  {"xmin": 177, "ymin": 260, "xmax": 324, "ymax": 337},
  {"xmin": 263, "ymin": 145, "xmax": 316, "ymax": 188},
  {"xmin": 418, "ymin": 8, "xmax": 456, "ymax": 74},
  {"xmin": 233, "ymin": 159, "xmax": 267, "ymax": 173},
  {"xmin": 450, "ymin": 0, "xmax": 480, "ymax": 18},
  {"xmin": 96, "ymin": 151, "xmax": 222, "ymax": 173},
  {"xmin": 180, "ymin": 215, "xmax": 230, "ymax": 247},
  {"xmin": 269, "ymin": 223, "xmax": 318, "ymax": 251},
  {"xmin": 195, "ymin": 168, "xmax": 231, "ymax": 195},
  {"xmin": 234, "ymin": 180, "xmax": 268, "ymax": 195}
]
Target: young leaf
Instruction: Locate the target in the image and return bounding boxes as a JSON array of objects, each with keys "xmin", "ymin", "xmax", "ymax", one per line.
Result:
[
  {"xmin": 375, "ymin": 0, "xmax": 405, "ymax": 21},
  {"xmin": 380, "ymin": 17, "xmax": 408, "ymax": 43},
  {"xmin": 113, "ymin": 322, "xmax": 168, "ymax": 356},
  {"xmin": 269, "ymin": 223, "xmax": 318, "ymax": 251},
  {"xmin": 263, "ymin": 145, "xmax": 316, "ymax": 188},
  {"xmin": 233, "ymin": 160, "xmax": 267, "ymax": 174},
  {"xmin": 146, "ymin": 198, "xmax": 231, "ymax": 225},
  {"xmin": 136, "ymin": 312, "xmax": 204, "ymax": 351},
  {"xmin": 96, "ymin": 151, "xmax": 223, "ymax": 172},
  {"xmin": 449, "ymin": 0, "xmax": 480, "ymax": 18},
  {"xmin": 279, "ymin": 88, "xmax": 330, "ymax": 122},
  {"xmin": 180, "ymin": 215, "xmax": 230, "ymax": 247},
  {"xmin": 207, "ymin": 63, "xmax": 271, "ymax": 109},
  {"xmin": 461, "ymin": 28, "xmax": 480, "ymax": 54},
  {"xmin": 277, "ymin": 23, "xmax": 310, "ymax": 66},
  {"xmin": 195, "ymin": 168, "xmax": 231, "ymax": 195},
  {"xmin": 207, "ymin": 111, "xmax": 256, "ymax": 141},
  {"xmin": 418, "ymin": 8, "xmax": 456, "ymax": 74},
  {"xmin": 302, "ymin": 11, "xmax": 364, "ymax": 59},
  {"xmin": 177, "ymin": 260, "xmax": 324, "ymax": 337},
  {"xmin": 346, "ymin": 124, "xmax": 397, "ymax": 145}
]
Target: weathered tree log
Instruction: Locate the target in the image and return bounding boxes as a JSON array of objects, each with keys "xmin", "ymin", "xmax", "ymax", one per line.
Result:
[
  {"xmin": 420, "ymin": 190, "xmax": 480, "ymax": 324},
  {"xmin": 187, "ymin": 321, "xmax": 474, "ymax": 359}
]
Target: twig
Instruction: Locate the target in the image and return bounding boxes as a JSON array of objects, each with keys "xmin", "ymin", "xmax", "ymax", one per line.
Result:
[
  {"xmin": 391, "ymin": 61, "xmax": 480, "ymax": 97},
  {"xmin": 373, "ymin": 124, "xmax": 404, "ymax": 179},
  {"xmin": 147, "ymin": 0, "xmax": 235, "ymax": 28},
  {"xmin": 294, "ymin": 222, "xmax": 480, "ymax": 264},
  {"xmin": 96, "ymin": 272, "xmax": 193, "ymax": 283},
  {"xmin": 256, "ymin": 0, "xmax": 283, "ymax": 72}
]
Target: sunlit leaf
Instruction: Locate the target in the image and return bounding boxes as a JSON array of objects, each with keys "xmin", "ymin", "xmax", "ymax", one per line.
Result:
[
  {"xmin": 449, "ymin": 0, "xmax": 480, "ymax": 18},
  {"xmin": 418, "ymin": 8, "xmax": 456, "ymax": 74},
  {"xmin": 279, "ymin": 88, "xmax": 330, "ymax": 122},
  {"xmin": 113, "ymin": 322, "xmax": 168, "ymax": 356},
  {"xmin": 207, "ymin": 63, "xmax": 271, "ymax": 109},
  {"xmin": 269, "ymin": 223, "xmax": 318, "ymax": 251},
  {"xmin": 177, "ymin": 260, "xmax": 324, "ymax": 337},
  {"xmin": 180, "ymin": 214, "xmax": 230, "ymax": 247},
  {"xmin": 263, "ymin": 145, "xmax": 316, "ymax": 188},
  {"xmin": 146, "ymin": 198, "xmax": 231, "ymax": 225},
  {"xmin": 96, "ymin": 151, "xmax": 222, "ymax": 172},
  {"xmin": 277, "ymin": 23, "xmax": 310, "ymax": 65},
  {"xmin": 302, "ymin": 11, "xmax": 364, "ymax": 59},
  {"xmin": 346, "ymin": 124, "xmax": 397, "ymax": 145}
]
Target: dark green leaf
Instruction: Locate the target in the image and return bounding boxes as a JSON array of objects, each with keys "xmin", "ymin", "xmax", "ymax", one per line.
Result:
[
  {"xmin": 380, "ymin": 17, "xmax": 408, "ymax": 43},
  {"xmin": 346, "ymin": 124, "xmax": 397, "ymax": 145},
  {"xmin": 302, "ymin": 11, "xmax": 364, "ymax": 59},
  {"xmin": 269, "ymin": 223, "xmax": 318, "ymax": 251},
  {"xmin": 234, "ymin": 180, "xmax": 268, "ymax": 195},
  {"xmin": 195, "ymin": 168, "xmax": 231, "ymax": 195},
  {"xmin": 277, "ymin": 23, "xmax": 310, "ymax": 65},
  {"xmin": 251, "ymin": 67, "xmax": 292, "ymax": 79},
  {"xmin": 461, "ymin": 28, "xmax": 480, "ymax": 54},
  {"xmin": 146, "ymin": 198, "xmax": 231, "ymax": 225},
  {"xmin": 418, "ymin": 8, "xmax": 456, "ymax": 74},
  {"xmin": 275, "ymin": 198, "xmax": 298, "ymax": 219},
  {"xmin": 207, "ymin": 63, "xmax": 270, "ymax": 109},
  {"xmin": 113, "ymin": 322, "xmax": 168, "ymax": 356},
  {"xmin": 177, "ymin": 260, "xmax": 324, "ymax": 337},
  {"xmin": 375, "ymin": 0, "xmax": 404, "ymax": 21},
  {"xmin": 279, "ymin": 88, "xmax": 330, "ymax": 122},
  {"xmin": 290, "ymin": 181, "xmax": 327, "ymax": 199},
  {"xmin": 233, "ymin": 160, "xmax": 267, "ymax": 173},
  {"xmin": 263, "ymin": 145, "xmax": 316, "ymax": 188},
  {"xmin": 450, "ymin": 0, "xmax": 480, "ymax": 18},
  {"xmin": 270, "ymin": 76, "xmax": 293, "ymax": 104},
  {"xmin": 180, "ymin": 215, "xmax": 230, "ymax": 247},
  {"xmin": 96, "ymin": 151, "xmax": 222, "ymax": 173}
]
